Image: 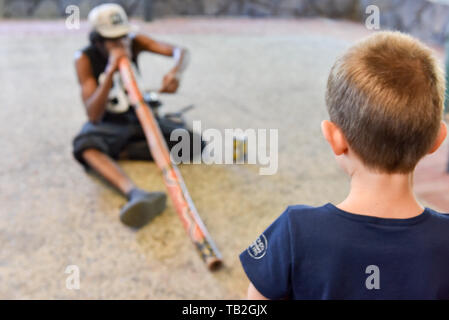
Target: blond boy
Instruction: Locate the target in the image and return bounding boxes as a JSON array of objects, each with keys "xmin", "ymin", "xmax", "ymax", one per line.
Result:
[{"xmin": 240, "ymin": 31, "xmax": 449, "ymax": 299}]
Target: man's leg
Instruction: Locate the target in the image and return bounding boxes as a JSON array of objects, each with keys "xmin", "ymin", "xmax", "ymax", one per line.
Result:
[
  {"xmin": 73, "ymin": 120, "xmax": 167, "ymax": 228},
  {"xmin": 82, "ymin": 148, "xmax": 136, "ymax": 195},
  {"xmin": 82, "ymin": 148, "xmax": 166, "ymax": 228},
  {"xmin": 75, "ymin": 141, "xmax": 167, "ymax": 231}
]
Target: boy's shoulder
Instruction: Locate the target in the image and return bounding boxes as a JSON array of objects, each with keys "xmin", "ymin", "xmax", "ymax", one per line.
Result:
[
  {"xmin": 282, "ymin": 204, "xmax": 449, "ymax": 228},
  {"xmin": 426, "ymin": 207, "xmax": 449, "ymax": 221},
  {"xmin": 280, "ymin": 203, "xmax": 335, "ymax": 229},
  {"xmin": 285, "ymin": 203, "xmax": 328, "ymax": 213},
  {"xmin": 283, "ymin": 203, "xmax": 333, "ymax": 220}
]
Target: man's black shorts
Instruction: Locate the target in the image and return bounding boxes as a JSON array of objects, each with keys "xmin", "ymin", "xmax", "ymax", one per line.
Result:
[{"xmin": 73, "ymin": 113, "xmax": 201, "ymax": 169}]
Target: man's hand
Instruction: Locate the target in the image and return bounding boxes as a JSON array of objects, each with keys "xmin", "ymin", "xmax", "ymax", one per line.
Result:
[
  {"xmin": 160, "ymin": 71, "xmax": 179, "ymax": 93},
  {"xmin": 106, "ymin": 47, "xmax": 129, "ymax": 74}
]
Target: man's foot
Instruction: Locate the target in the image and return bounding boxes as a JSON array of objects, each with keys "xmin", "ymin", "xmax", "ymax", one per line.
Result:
[{"xmin": 120, "ymin": 188, "xmax": 167, "ymax": 228}]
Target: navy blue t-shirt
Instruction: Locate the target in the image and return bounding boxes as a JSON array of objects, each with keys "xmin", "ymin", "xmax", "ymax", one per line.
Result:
[{"xmin": 239, "ymin": 203, "xmax": 449, "ymax": 299}]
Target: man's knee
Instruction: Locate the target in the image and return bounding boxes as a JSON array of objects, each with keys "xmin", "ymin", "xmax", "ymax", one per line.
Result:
[{"xmin": 82, "ymin": 148, "xmax": 108, "ymax": 163}]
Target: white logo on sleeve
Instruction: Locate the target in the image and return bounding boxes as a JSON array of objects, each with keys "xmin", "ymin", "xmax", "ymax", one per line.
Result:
[
  {"xmin": 365, "ymin": 265, "xmax": 380, "ymax": 290},
  {"xmin": 247, "ymin": 234, "xmax": 268, "ymax": 259}
]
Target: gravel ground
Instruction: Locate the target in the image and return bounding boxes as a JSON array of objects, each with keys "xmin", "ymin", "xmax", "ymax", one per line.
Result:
[{"xmin": 0, "ymin": 17, "xmax": 397, "ymax": 299}]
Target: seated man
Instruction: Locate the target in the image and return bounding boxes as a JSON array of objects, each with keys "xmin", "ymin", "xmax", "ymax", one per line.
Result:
[{"xmin": 73, "ymin": 4, "xmax": 192, "ymax": 228}]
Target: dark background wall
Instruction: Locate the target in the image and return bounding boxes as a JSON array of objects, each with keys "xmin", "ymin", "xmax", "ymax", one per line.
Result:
[{"xmin": 1, "ymin": 0, "xmax": 449, "ymax": 44}]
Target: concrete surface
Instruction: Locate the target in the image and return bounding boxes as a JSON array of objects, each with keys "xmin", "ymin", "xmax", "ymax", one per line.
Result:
[{"xmin": 0, "ymin": 18, "xmax": 443, "ymax": 299}]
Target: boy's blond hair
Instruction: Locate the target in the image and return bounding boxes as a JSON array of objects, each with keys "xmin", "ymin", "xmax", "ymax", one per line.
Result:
[{"xmin": 326, "ymin": 31, "xmax": 445, "ymax": 173}]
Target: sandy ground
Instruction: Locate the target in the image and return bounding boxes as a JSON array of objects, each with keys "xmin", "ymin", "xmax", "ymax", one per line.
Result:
[{"xmin": 0, "ymin": 18, "xmax": 439, "ymax": 299}]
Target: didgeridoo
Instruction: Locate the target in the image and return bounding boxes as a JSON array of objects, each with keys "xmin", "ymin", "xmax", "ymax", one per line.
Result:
[{"xmin": 119, "ymin": 58, "xmax": 222, "ymax": 270}]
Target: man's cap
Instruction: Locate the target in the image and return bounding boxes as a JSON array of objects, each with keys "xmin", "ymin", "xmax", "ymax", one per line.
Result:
[{"xmin": 88, "ymin": 3, "xmax": 136, "ymax": 38}]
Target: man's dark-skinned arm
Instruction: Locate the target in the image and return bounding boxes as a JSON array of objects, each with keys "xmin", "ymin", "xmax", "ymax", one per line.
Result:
[
  {"xmin": 133, "ymin": 34, "xmax": 190, "ymax": 93},
  {"xmin": 75, "ymin": 47, "xmax": 128, "ymax": 123}
]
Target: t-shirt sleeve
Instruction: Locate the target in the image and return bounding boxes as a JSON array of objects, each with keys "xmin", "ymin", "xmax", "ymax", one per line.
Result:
[{"xmin": 239, "ymin": 207, "xmax": 292, "ymax": 300}]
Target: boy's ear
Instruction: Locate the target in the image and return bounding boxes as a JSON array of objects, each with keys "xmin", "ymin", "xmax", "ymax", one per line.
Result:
[
  {"xmin": 321, "ymin": 120, "xmax": 348, "ymax": 156},
  {"xmin": 428, "ymin": 121, "xmax": 447, "ymax": 154}
]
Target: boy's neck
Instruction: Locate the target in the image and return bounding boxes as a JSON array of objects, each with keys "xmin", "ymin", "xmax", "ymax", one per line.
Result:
[{"xmin": 337, "ymin": 169, "xmax": 424, "ymax": 219}]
